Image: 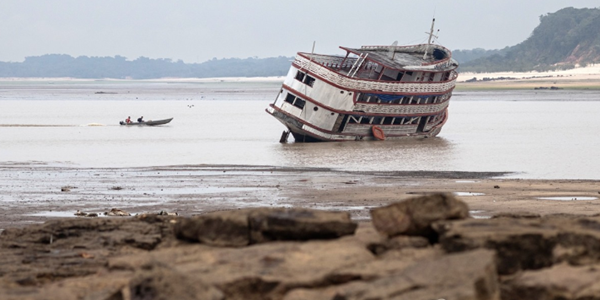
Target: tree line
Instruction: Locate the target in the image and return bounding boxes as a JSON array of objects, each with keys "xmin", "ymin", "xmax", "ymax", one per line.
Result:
[
  {"xmin": 0, "ymin": 55, "xmax": 293, "ymax": 79},
  {"xmin": 458, "ymin": 7, "xmax": 600, "ymax": 72}
]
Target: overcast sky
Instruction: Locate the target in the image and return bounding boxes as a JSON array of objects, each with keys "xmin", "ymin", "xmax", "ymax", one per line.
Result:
[{"xmin": 1, "ymin": 0, "xmax": 599, "ymax": 63}]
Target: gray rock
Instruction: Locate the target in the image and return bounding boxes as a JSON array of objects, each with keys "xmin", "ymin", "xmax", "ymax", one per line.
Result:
[
  {"xmin": 436, "ymin": 217, "xmax": 558, "ymax": 275},
  {"xmin": 117, "ymin": 262, "xmax": 224, "ymax": 300},
  {"xmin": 367, "ymin": 235, "xmax": 430, "ymax": 255},
  {"xmin": 436, "ymin": 215, "xmax": 600, "ymax": 275},
  {"xmin": 175, "ymin": 210, "xmax": 251, "ymax": 247},
  {"xmin": 284, "ymin": 249, "xmax": 499, "ymax": 300},
  {"xmin": 174, "ymin": 208, "xmax": 358, "ymax": 247},
  {"xmin": 248, "ymin": 208, "xmax": 357, "ymax": 243},
  {"xmin": 370, "ymin": 193, "xmax": 469, "ymax": 239},
  {"xmin": 502, "ymin": 263, "xmax": 600, "ymax": 300},
  {"xmin": 110, "ymin": 237, "xmax": 376, "ymax": 300}
]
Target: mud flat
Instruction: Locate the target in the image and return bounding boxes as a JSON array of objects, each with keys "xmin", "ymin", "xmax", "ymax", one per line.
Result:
[{"xmin": 2, "ymin": 163, "xmax": 600, "ymax": 230}]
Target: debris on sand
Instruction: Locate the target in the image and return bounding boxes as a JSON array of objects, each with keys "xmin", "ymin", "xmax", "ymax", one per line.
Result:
[
  {"xmin": 74, "ymin": 210, "xmax": 98, "ymax": 217},
  {"xmin": 158, "ymin": 210, "xmax": 178, "ymax": 216},
  {"xmin": 104, "ymin": 208, "xmax": 131, "ymax": 216},
  {"xmin": 136, "ymin": 211, "xmax": 179, "ymax": 217},
  {"xmin": 61, "ymin": 186, "xmax": 76, "ymax": 192}
]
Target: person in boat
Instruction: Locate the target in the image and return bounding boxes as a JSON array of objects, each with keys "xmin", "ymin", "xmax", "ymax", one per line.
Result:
[
  {"xmin": 137, "ymin": 116, "xmax": 144, "ymax": 123},
  {"xmin": 126, "ymin": 116, "xmax": 131, "ymax": 124}
]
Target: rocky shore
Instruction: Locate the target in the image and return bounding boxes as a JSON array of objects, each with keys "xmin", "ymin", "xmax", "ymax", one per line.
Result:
[{"xmin": 3, "ymin": 193, "xmax": 600, "ymax": 299}]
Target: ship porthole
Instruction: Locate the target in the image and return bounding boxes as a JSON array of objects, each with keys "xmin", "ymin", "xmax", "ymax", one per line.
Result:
[
  {"xmin": 340, "ymin": 91, "xmax": 344, "ymax": 94},
  {"xmin": 313, "ymin": 107, "xmax": 319, "ymax": 111}
]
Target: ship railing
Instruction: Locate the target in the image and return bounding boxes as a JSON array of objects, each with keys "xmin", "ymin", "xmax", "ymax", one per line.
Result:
[
  {"xmin": 360, "ymin": 44, "xmax": 427, "ymax": 53},
  {"xmin": 302, "ymin": 53, "xmax": 357, "ymax": 70},
  {"xmin": 294, "ymin": 55, "xmax": 457, "ymax": 94},
  {"xmin": 360, "ymin": 44, "xmax": 453, "ymax": 67}
]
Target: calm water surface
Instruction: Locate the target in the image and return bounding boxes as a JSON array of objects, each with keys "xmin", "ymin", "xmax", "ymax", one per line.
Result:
[{"xmin": 1, "ymin": 80, "xmax": 599, "ymax": 179}]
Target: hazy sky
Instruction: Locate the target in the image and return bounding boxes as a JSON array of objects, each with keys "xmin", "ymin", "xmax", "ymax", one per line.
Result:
[{"xmin": 1, "ymin": 0, "xmax": 599, "ymax": 63}]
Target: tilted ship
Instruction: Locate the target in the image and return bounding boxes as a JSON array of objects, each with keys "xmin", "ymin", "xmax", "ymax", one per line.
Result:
[{"xmin": 266, "ymin": 19, "xmax": 458, "ymax": 142}]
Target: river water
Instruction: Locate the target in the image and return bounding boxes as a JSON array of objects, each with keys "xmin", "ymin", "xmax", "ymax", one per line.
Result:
[{"xmin": 1, "ymin": 80, "xmax": 599, "ymax": 179}]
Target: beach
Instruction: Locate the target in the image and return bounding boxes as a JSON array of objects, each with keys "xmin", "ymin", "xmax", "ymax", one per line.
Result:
[{"xmin": 457, "ymin": 64, "xmax": 600, "ymax": 90}]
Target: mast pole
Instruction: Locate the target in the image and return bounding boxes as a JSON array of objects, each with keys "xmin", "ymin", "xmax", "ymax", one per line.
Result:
[{"xmin": 423, "ymin": 18, "xmax": 436, "ymax": 60}]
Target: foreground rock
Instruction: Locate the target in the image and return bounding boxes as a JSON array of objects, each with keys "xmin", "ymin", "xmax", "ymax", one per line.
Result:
[
  {"xmin": 502, "ymin": 263, "xmax": 600, "ymax": 300},
  {"xmin": 175, "ymin": 208, "xmax": 358, "ymax": 247},
  {"xmin": 435, "ymin": 215, "xmax": 600, "ymax": 275},
  {"xmin": 5, "ymin": 199, "xmax": 600, "ymax": 299},
  {"xmin": 284, "ymin": 249, "xmax": 499, "ymax": 300},
  {"xmin": 0, "ymin": 216, "xmax": 179, "ymax": 288},
  {"xmin": 370, "ymin": 193, "xmax": 469, "ymax": 240}
]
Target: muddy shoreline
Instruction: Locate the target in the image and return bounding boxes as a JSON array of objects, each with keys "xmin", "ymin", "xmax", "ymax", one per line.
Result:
[{"xmin": 2, "ymin": 163, "xmax": 599, "ymax": 230}]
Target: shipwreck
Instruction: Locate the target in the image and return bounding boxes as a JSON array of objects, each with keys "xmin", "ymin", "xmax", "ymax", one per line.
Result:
[{"xmin": 266, "ymin": 19, "xmax": 458, "ymax": 142}]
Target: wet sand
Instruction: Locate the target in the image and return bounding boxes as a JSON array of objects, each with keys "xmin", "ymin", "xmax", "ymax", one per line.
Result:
[{"xmin": 2, "ymin": 163, "xmax": 599, "ymax": 230}]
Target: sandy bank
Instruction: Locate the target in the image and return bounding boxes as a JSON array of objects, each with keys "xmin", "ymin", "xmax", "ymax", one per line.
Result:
[{"xmin": 457, "ymin": 64, "xmax": 600, "ymax": 90}]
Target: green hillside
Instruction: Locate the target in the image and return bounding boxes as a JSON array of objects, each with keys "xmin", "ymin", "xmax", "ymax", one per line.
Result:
[{"xmin": 459, "ymin": 7, "xmax": 600, "ymax": 72}]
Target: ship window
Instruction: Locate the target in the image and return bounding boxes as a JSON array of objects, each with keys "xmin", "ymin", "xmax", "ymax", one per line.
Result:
[
  {"xmin": 396, "ymin": 72, "xmax": 404, "ymax": 81},
  {"xmin": 383, "ymin": 117, "xmax": 393, "ymax": 125},
  {"xmin": 393, "ymin": 117, "xmax": 404, "ymax": 125},
  {"xmin": 360, "ymin": 116, "xmax": 371, "ymax": 124},
  {"xmin": 285, "ymin": 93, "xmax": 296, "ymax": 104},
  {"xmin": 371, "ymin": 116, "xmax": 383, "ymax": 125},
  {"xmin": 443, "ymin": 72, "xmax": 451, "ymax": 81},
  {"xmin": 295, "ymin": 71, "xmax": 305, "ymax": 82},
  {"xmin": 303, "ymin": 75, "xmax": 316, "ymax": 87},
  {"xmin": 284, "ymin": 93, "xmax": 305, "ymax": 109},
  {"xmin": 294, "ymin": 98, "xmax": 306, "ymax": 109}
]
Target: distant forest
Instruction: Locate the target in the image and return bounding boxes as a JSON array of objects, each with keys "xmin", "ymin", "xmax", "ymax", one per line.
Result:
[
  {"xmin": 0, "ymin": 55, "xmax": 293, "ymax": 79},
  {"xmin": 1, "ymin": 7, "xmax": 599, "ymax": 78}
]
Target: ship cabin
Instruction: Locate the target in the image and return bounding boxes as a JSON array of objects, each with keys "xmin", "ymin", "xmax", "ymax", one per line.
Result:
[{"xmin": 332, "ymin": 45, "xmax": 454, "ymax": 83}]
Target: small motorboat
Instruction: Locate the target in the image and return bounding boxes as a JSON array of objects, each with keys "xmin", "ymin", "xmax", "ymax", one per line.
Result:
[{"xmin": 119, "ymin": 118, "xmax": 173, "ymax": 126}]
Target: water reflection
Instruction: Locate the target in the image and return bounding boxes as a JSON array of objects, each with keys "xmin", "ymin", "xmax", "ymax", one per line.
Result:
[{"xmin": 276, "ymin": 137, "xmax": 455, "ymax": 171}]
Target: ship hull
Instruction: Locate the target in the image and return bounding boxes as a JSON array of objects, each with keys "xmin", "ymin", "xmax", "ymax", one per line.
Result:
[{"xmin": 267, "ymin": 105, "xmax": 446, "ymax": 142}]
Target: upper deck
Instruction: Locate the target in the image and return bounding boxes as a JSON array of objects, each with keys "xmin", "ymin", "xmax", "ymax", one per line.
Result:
[
  {"xmin": 293, "ymin": 44, "xmax": 458, "ymax": 94},
  {"xmin": 344, "ymin": 44, "xmax": 455, "ymax": 70}
]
